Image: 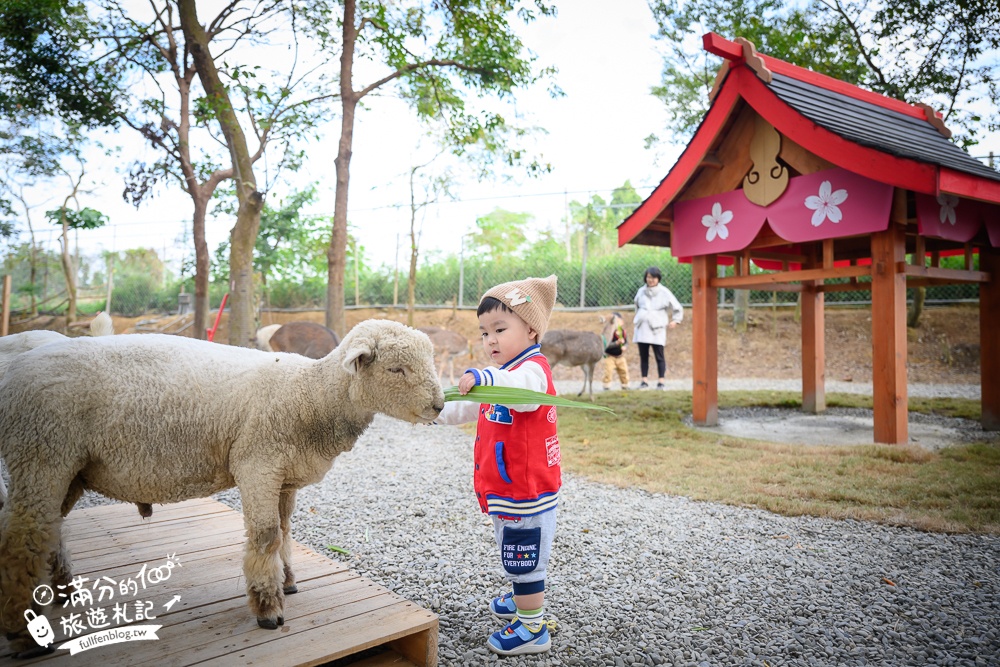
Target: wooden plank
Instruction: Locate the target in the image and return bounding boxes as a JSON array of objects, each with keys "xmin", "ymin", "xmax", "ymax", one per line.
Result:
[
  {"xmin": 349, "ymin": 651, "xmax": 418, "ymax": 667},
  {"xmin": 0, "ymin": 500, "xmax": 435, "ymax": 667},
  {"xmin": 713, "ymin": 264, "xmax": 871, "ymax": 288},
  {"xmin": 691, "ymin": 255, "xmax": 718, "ymax": 426},
  {"xmin": 196, "ymin": 602, "xmax": 436, "ymax": 667},
  {"xmin": 778, "ymin": 135, "xmax": 837, "ymax": 175},
  {"xmin": 897, "ymin": 262, "xmax": 990, "ymax": 283},
  {"xmin": 981, "ymin": 247, "xmax": 1000, "ymax": 430},
  {"xmin": 870, "ymin": 192, "xmax": 908, "ymax": 444},
  {"xmin": 678, "ymin": 105, "xmax": 756, "ymax": 202},
  {"xmin": 801, "ymin": 256, "xmax": 826, "ymax": 414}
]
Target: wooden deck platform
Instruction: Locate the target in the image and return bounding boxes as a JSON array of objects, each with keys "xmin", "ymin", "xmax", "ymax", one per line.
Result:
[{"xmin": 0, "ymin": 498, "xmax": 437, "ymax": 666}]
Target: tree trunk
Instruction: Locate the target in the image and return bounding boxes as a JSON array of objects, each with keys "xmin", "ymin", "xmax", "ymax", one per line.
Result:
[
  {"xmin": 59, "ymin": 219, "xmax": 76, "ymax": 329},
  {"xmin": 179, "ymin": 0, "xmax": 262, "ymax": 347},
  {"xmin": 192, "ymin": 192, "xmax": 210, "ymax": 339},
  {"xmin": 733, "ymin": 289, "xmax": 749, "ymax": 333},
  {"xmin": 908, "ymin": 286, "xmax": 925, "ymax": 328},
  {"xmin": 407, "ymin": 238, "xmax": 417, "ymax": 327},
  {"xmin": 326, "ymin": 0, "xmax": 358, "ymax": 338}
]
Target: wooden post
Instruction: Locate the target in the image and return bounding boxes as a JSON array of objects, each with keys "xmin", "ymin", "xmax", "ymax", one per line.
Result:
[
  {"xmin": 802, "ymin": 249, "xmax": 826, "ymax": 413},
  {"xmin": 870, "ymin": 190, "xmax": 908, "ymax": 444},
  {"xmin": 1, "ymin": 274, "xmax": 10, "ymax": 337},
  {"xmin": 692, "ymin": 254, "xmax": 719, "ymax": 426},
  {"xmin": 981, "ymin": 246, "xmax": 1000, "ymax": 430}
]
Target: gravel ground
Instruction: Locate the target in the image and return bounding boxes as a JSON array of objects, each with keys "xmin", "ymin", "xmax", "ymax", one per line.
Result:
[
  {"xmin": 19, "ymin": 379, "xmax": 999, "ymax": 666},
  {"xmin": 207, "ymin": 416, "xmax": 999, "ymax": 667}
]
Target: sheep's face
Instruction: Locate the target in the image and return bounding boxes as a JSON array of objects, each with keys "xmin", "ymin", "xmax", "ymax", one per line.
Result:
[{"xmin": 341, "ymin": 320, "xmax": 444, "ymax": 423}]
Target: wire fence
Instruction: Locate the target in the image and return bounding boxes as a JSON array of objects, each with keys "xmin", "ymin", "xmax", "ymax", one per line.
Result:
[{"xmin": 1, "ymin": 236, "xmax": 981, "ymax": 324}]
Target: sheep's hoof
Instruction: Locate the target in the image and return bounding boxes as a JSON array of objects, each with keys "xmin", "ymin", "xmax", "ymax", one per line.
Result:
[
  {"xmin": 257, "ymin": 616, "xmax": 284, "ymax": 629},
  {"xmin": 283, "ymin": 584, "xmax": 298, "ymax": 595},
  {"xmin": 137, "ymin": 503, "xmax": 153, "ymax": 518}
]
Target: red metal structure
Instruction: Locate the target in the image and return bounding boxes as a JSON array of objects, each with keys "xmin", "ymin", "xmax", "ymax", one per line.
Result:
[
  {"xmin": 206, "ymin": 292, "xmax": 229, "ymax": 342},
  {"xmin": 619, "ymin": 33, "xmax": 1000, "ymax": 444}
]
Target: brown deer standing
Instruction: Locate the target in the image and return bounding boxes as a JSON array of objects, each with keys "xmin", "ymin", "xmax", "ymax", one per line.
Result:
[
  {"xmin": 418, "ymin": 326, "xmax": 472, "ymax": 385},
  {"xmin": 539, "ymin": 329, "xmax": 604, "ymax": 400},
  {"xmin": 268, "ymin": 322, "xmax": 341, "ymax": 359}
]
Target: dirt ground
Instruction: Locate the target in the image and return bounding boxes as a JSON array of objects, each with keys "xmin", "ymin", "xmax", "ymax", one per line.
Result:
[{"xmin": 13, "ymin": 304, "xmax": 981, "ymax": 386}]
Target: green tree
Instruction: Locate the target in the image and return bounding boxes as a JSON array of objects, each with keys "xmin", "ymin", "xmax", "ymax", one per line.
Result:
[
  {"xmin": 470, "ymin": 208, "xmax": 532, "ymax": 262},
  {"xmin": 300, "ymin": 0, "xmax": 557, "ymax": 336},
  {"xmin": 647, "ymin": 0, "xmax": 867, "ymax": 144},
  {"xmin": 648, "ymin": 0, "xmax": 1000, "ymax": 146}
]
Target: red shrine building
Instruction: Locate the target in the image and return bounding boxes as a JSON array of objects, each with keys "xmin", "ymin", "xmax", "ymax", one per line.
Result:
[{"xmin": 618, "ymin": 33, "xmax": 1000, "ymax": 444}]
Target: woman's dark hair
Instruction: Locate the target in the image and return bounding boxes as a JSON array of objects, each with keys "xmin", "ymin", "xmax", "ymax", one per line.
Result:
[
  {"xmin": 644, "ymin": 266, "xmax": 662, "ymax": 281},
  {"xmin": 477, "ymin": 296, "xmax": 513, "ymax": 318}
]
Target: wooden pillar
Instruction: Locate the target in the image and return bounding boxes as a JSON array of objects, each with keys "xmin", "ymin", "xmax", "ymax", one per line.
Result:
[
  {"xmin": 1, "ymin": 274, "xmax": 10, "ymax": 337},
  {"xmin": 981, "ymin": 246, "xmax": 1000, "ymax": 430},
  {"xmin": 692, "ymin": 254, "xmax": 718, "ymax": 426},
  {"xmin": 802, "ymin": 251, "xmax": 826, "ymax": 413},
  {"xmin": 870, "ymin": 190, "xmax": 908, "ymax": 444}
]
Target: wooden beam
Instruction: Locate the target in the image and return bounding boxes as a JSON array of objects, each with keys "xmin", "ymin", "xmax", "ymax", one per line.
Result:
[
  {"xmin": 822, "ymin": 239, "xmax": 835, "ymax": 269},
  {"xmin": 897, "ymin": 263, "xmax": 990, "ymax": 283},
  {"xmin": 713, "ymin": 264, "xmax": 871, "ymax": 288},
  {"xmin": 913, "ymin": 235, "xmax": 926, "ymax": 266},
  {"xmin": 981, "ymin": 247, "xmax": 1000, "ymax": 430},
  {"xmin": 692, "ymin": 255, "xmax": 718, "ymax": 426},
  {"xmin": 870, "ymin": 192, "xmax": 908, "ymax": 444},
  {"xmin": 801, "ymin": 255, "xmax": 826, "ymax": 414}
]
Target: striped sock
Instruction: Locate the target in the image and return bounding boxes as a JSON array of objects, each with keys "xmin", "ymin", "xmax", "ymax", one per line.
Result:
[{"xmin": 516, "ymin": 607, "xmax": 544, "ymax": 633}]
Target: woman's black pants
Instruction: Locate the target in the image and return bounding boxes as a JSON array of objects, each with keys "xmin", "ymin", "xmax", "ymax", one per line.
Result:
[{"xmin": 638, "ymin": 342, "xmax": 666, "ymax": 379}]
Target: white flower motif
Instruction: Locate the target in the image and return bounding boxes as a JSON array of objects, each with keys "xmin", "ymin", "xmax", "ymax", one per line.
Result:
[
  {"xmin": 937, "ymin": 194, "xmax": 959, "ymax": 225},
  {"xmin": 701, "ymin": 202, "xmax": 733, "ymax": 242},
  {"xmin": 804, "ymin": 180, "xmax": 849, "ymax": 227}
]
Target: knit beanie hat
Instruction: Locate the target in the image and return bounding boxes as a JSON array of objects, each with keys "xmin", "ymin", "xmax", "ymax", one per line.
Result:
[{"xmin": 481, "ymin": 275, "xmax": 558, "ymax": 341}]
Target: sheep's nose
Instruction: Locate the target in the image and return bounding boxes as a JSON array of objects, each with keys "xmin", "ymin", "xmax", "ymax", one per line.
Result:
[{"xmin": 432, "ymin": 402, "xmax": 444, "ymax": 413}]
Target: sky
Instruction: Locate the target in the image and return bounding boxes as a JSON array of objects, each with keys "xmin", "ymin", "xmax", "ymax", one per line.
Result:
[
  {"xmin": 14, "ymin": 0, "xmax": 675, "ymax": 275},
  {"xmin": 11, "ymin": 0, "xmax": 999, "ymax": 277}
]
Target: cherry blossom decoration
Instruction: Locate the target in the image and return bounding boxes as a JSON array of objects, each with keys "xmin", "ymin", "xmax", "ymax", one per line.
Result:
[
  {"xmin": 804, "ymin": 180, "xmax": 849, "ymax": 227},
  {"xmin": 937, "ymin": 193, "xmax": 959, "ymax": 225},
  {"xmin": 702, "ymin": 202, "xmax": 733, "ymax": 242}
]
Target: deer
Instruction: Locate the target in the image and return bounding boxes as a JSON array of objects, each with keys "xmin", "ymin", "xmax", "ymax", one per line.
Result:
[
  {"xmin": 539, "ymin": 329, "xmax": 604, "ymax": 400},
  {"xmin": 268, "ymin": 322, "xmax": 341, "ymax": 359},
  {"xmin": 418, "ymin": 326, "xmax": 472, "ymax": 385}
]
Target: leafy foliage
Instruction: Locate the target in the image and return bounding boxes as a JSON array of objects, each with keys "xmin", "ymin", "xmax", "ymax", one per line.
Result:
[
  {"xmin": 44, "ymin": 206, "xmax": 108, "ymax": 230},
  {"xmin": 0, "ymin": 0, "xmax": 121, "ymax": 126},
  {"xmin": 649, "ymin": 0, "xmax": 1000, "ymax": 146}
]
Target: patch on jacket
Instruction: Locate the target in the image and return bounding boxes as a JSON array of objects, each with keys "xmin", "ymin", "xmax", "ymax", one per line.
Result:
[
  {"xmin": 545, "ymin": 435, "xmax": 561, "ymax": 467},
  {"xmin": 485, "ymin": 404, "xmax": 514, "ymax": 425}
]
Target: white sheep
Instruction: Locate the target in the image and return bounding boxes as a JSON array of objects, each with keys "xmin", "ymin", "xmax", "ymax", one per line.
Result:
[
  {"xmin": 0, "ymin": 312, "xmax": 115, "ymax": 508},
  {"xmin": 0, "ymin": 319, "xmax": 443, "ymax": 657}
]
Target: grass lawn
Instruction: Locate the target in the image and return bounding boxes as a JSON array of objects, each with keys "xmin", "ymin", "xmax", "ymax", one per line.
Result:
[{"xmin": 550, "ymin": 390, "xmax": 1000, "ymax": 534}]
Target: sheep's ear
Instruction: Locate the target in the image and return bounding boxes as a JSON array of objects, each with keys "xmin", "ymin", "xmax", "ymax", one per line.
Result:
[{"xmin": 342, "ymin": 340, "xmax": 375, "ymax": 375}]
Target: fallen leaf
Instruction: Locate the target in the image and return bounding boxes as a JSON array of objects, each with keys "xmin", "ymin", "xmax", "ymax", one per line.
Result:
[{"xmin": 882, "ymin": 577, "xmax": 896, "ymax": 586}]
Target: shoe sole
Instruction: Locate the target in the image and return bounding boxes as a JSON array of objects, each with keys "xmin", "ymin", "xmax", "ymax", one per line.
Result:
[
  {"xmin": 491, "ymin": 610, "xmax": 517, "ymax": 621},
  {"xmin": 487, "ymin": 636, "xmax": 551, "ymax": 656}
]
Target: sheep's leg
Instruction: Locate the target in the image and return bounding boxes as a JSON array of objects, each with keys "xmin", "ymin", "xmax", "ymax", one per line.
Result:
[
  {"xmin": 0, "ymin": 494, "xmax": 65, "ymax": 658},
  {"xmin": 237, "ymin": 481, "xmax": 285, "ymax": 629},
  {"xmin": 278, "ymin": 489, "xmax": 297, "ymax": 595}
]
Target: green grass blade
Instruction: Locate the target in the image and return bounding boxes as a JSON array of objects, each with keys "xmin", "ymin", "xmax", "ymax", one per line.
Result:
[{"xmin": 444, "ymin": 385, "xmax": 615, "ymax": 414}]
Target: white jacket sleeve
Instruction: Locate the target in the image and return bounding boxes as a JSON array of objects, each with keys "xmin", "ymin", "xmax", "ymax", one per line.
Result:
[
  {"xmin": 435, "ymin": 399, "xmax": 481, "ymax": 425},
  {"xmin": 667, "ymin": 289, "xmax": 684, "ymax": 324},
  {"xmin": 467, "ymin": 360, "xmax": 549, "ymax": 412}
]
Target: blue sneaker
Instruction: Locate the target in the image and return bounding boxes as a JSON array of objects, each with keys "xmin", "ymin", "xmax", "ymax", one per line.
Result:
[
  {"xmin": 489, "ymin": 592, "xmax": 517, "ymax": 620},
  {"xmin": 487, "ymin": 619, "xmax": 551, "ymax": 656}
]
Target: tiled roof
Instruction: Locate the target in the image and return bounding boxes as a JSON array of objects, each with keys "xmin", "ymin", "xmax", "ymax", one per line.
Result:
[{"xmin": 767, "ymin": 72, "xmax": 1000, "ymax": 183}]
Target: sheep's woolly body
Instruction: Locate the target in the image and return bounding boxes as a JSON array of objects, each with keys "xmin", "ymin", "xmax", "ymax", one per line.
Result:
[{"xmin": 0, "ymin": 319, "xmax": 443, "ymax": 654}]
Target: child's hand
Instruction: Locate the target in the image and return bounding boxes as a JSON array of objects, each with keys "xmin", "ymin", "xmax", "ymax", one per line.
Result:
[{"xmin": 458, "ymin": 372, "xmax": 477, "ymax": 395}]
